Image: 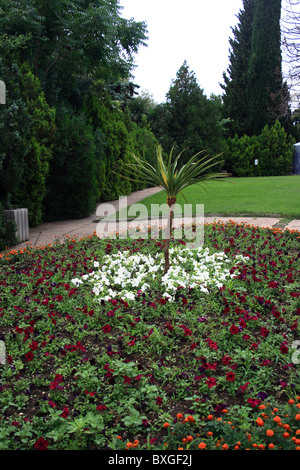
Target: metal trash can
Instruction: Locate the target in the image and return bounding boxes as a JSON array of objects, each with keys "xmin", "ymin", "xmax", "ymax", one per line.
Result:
[
  {"xmin": 293, "ymin": 143, "xmax": 300, "ymax": 175},
  {"xmin": 3, "ymin": 208, "xmax": 29, "ymax": 243}
]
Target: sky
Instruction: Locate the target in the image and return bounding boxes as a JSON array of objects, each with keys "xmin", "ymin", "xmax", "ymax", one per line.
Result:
[{"xmin": 119, "ymin": 0, "xmax": 244, "ymax": 103}]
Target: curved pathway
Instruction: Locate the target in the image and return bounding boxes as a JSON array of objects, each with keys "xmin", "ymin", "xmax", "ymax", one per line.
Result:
[{"xmin": 8, "ymin": 186, "xmax": 300, "ymax": 251}]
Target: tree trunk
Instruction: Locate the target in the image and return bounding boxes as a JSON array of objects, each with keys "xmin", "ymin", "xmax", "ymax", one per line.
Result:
[{"xmin": 164, "ymin": 197, "xmax": 176, "ymax": 275}]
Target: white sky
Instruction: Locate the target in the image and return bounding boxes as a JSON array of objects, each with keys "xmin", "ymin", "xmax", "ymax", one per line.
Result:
[{"xmin": 120, "ymin": 0, "xmax": 244, "ymax": 103}]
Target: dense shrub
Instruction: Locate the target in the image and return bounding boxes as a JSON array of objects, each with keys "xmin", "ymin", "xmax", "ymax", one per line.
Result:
[
  {"xmin": 44, "ymin": 108, "xmax": 98, "ymax": 220},
  {"xmin": 13, "ymin": 65, "xmax": 56, "ymax": 226},
  {"xmin": 0, "ymin": 203, "xmax": 17, "ymax": 251},
  {"xmin": 0, "ymin": 61, "xmax": 31, "ymax": 206},
  {"xmin": 83, "ymin": 87, "xmax": 158, "ymax": 203},
  {"xmin": 225, "ymin": 120, "xmax": 295, "ymax": 176}
]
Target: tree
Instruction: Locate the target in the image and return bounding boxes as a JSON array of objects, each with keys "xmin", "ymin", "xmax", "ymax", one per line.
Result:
[
  {"xmin": 222, "ymin": 0, "xmax": 287, "ymax": 136},
  {"xmin": 149, "ymin": 61, "xmax": 225, "ymax": 165},
  {"xmin": 248, "ymin": 0, "xmax": 284, "ymax": 135},
  {"xmin": 44, "ymin": 107, "xmax": 98, "ymax": 220},
  {"xmin": 118, "ymin": 146, "xmax": 226, "ymax": 274},
  {"xmin": 281, "ymin": 0, "xmax": 300, "ymax": 107},
  {"xmin": 221, "ymin": 0, "xmax": 255, "ymax": 137},
  {"xmin": 14, "ymin": 64, "xmax": 56, "ymax": 226},
  {"xmin": 0, "ymin": 0, "xmax": 148, "ymax": 107},
  {"xmin": 0, "ymin": 60, "xmax": 32, "ymax": 206}
]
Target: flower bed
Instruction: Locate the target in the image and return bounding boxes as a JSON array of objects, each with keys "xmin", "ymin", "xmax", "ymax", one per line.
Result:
[{"xmin": 0, "ymin": 221, "xmax": 300, "ymax": 450}]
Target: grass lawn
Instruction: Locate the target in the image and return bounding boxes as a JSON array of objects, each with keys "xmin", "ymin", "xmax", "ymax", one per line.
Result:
[
  {"xmin": 0, "ymin": 221, "xmax": 300, "ymax": 450},
  {"xmin": 117, "ymin": 176, "xmax": 300, "ymax": 221}
]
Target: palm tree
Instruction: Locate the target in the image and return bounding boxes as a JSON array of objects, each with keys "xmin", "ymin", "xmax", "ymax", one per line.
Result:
[{"xmin": 117, "ymin": 145, "xmax": 227, "ymax": 274}]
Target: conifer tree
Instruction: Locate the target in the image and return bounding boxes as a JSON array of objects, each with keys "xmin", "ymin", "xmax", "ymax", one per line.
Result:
[
  {"xmin": 221, "ymin": 0, "xmax": 255, "ymax": 137},
  {"xmin": 222, "ymin": 0, "xmax": 286, "ymax": 136},
  {"xmin": 248, "ymin": 0, "xmax": 284, "ymax": 135}
]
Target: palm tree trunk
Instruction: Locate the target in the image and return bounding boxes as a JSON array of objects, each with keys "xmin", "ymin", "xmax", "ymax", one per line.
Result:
[{"xmin": 164, "ymin": 197, "xmax": 176, "ymax": 275}]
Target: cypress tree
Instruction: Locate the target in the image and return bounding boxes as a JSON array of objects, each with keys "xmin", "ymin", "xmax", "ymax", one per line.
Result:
[
  {"xmin": 248, "ymin": 0, "xmax": 283, "ymax": 135},
  {"xmin": 221, "ymin": 0, "xmax": 255, "ymax": 137},
  {"xmin": 222, "ymin": 0, "xmax": 285, "ymax": 137}
]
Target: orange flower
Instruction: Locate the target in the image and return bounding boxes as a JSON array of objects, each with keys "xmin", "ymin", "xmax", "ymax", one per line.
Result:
[
  {"xmin": 163, "ymin": 422, "xmax": 170, "ymax": 428},
  {"xmin": 207, "ymin": 432, "xmax": 213, "ymax": 437},
  {"xmin": 283, "ymin": 432, "xmax": 290, "ymax": 438},
  {"xmin": 222, "ymin": 444, "xmax": 229, "ymax": 450},
  {"xmin": 273, "ymin": 416, "xmax": 281, "ymax": 424},
  {"xmin": 176, "ymin": 413, "xmax": 183, "ymax": 420},
  {"xmin": 296, "ymin": 414, "xmax": 300, "ymax": 421},
  {"xmin": 259, "ymin": 404, "xmax": 266, "ymax": 410},
  {"xmin": 207, "ymin": 415, "xmax": 213, "ymax": 421},
  {"xmin": 186, "ymin": 415, "xmax": 195, "ymax": 423},
  {"xmin": 268, "ymin": 443, "xmax": 275, "ymax": 450},
  {"xmin": 126, "ymin": 442, "xmax": 133, "ymax": 449},
  {"xmin": 288, "ymin": 399, "xmax": 295, "ymax": 404},
  {"xmin": 256, "ymin": 417, "xmax": 264, "ymax": 427},
  {"xmin": 258, "ymin": 444, "xmax": 265, "ymax": 450},
  {"xmin": 178, "ymin": 447, "xmax": 184, "ymax": 450},
  {"xmin": 266, "ymin": 429, "xmax": 274, "ymax": 437},
  {"xmin": 198, "ymin": 442, "xmax": 206, "ymax": 450},
  {"xmin": 186, "ymin": 435, "xmax": 193, "ymax": 442}
]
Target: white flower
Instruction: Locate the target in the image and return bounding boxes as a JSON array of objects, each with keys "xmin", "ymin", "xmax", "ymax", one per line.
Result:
[{"xmin": 71, "ymin": 245, "xmax": 248, "ymax": 304}]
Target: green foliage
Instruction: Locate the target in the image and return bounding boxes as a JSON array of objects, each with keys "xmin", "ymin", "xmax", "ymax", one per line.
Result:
[
  {"xmin": 148, "ymin": 62, "xmax": 225, "ymax": 166},
  {"xmin": 248, "ymin": 0, "xmax": 283, "ymax": 135},
  {"xmin": 0, "ymin": 0, "xmax": 151, "ymax": 228},
  {"xmin": 0, "ymin": 0, "xmax": 147, "ymax": 107},
  {"xmin": 225, "ymin": 120, "xmax": 296, "ymax": 176},
  {"xmin": 12, "ymin": 65, "xmax": 56, "ymax": 226},
  {"xmin": 44, "ymin": 108, "xmax": 98, "ymax": 220},
  {"xmin": 0, "ymin": 202, "xmax": 17, "ymax": 251},
  {"xmin": 222, "ymin": 0, "xmax": 287, "ymax": 137},
  {"xmin": 0, "ymin": 60, "xmax": 32, "ymax": 205},
  {"xmin": 221, "ymin": 0, "xmax": 255, "ymax": 137}
]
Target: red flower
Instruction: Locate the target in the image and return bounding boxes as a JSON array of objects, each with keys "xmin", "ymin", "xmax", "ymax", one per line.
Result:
[
  {"xmin": 239, "ymin": 382, "xmax": 250, "ymax": 394},
  {"xmin": 268, "ymin": 281, "xmax": 279, "ymax": 288},
  {"xmin": 124, "ymin": 376, "xmax": 131, "ymax": 385},
  {"xmin": 60, "ymin": 407, "xmax": 69, "ymax": 418},
  {"xmin": 102, "ymin": 324, "xmax": 112, "ymax": 333},
  {"xmin": 230, "ymin": 325, "xmax": 239, "ymax": 335},
  {"xmin": 34, "ymin": 437, "xmax": 49, "ymax": 450},
  {"xmin": 29, "ymin": 341, "xmax": 39, "ymax": 351},
  {"xmin": 25, "ymin": 352, "xmax": 34, "ymax": 362},
  {"xmin": 280, "ymin": 342, "xmax": 289, "ymax": 354},
  {"xmin": 260, "ymin": 327, "xmax": 269, "ymax": 337},
  {"xmin": 222, "ymin": 355, "xmax": 232, "ymax": 365},
  {"xmin": 96, "ymin": 404, "xmax": 107, "ymax": 411},
  {"xmin": 206, "ymin": 377, "xmax": 217, "ymax": 388},
  {"xmin": 156, "ymin": 396, "xmax": 163, "ymax": 406},
  {"xmin": 226, "ymin": 371, "xmax": 236, "ymax": 382},
  {"xmin": 247, "ymin": 398, "xmax": 261, "ymax": 408}
]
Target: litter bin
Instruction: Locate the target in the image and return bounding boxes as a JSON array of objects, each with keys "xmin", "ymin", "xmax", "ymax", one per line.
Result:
[
  {"xmin": 293, "ymin": 143, "xmax": 300, "ymax": 175},
  {"xmin": 3, "ymin": 208, "xmax": 29, "ymax": 243}
]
